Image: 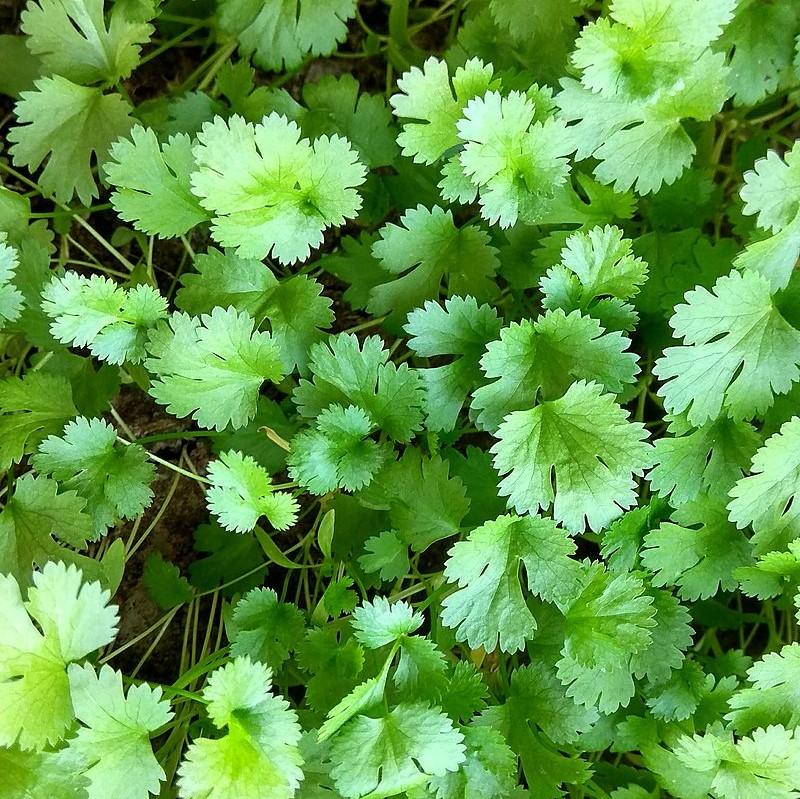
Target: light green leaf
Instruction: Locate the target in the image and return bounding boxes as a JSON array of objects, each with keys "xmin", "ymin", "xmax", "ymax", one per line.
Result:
[{"xmin": 66, "ymin": 663, "xmax": 172, "ymax": 799}]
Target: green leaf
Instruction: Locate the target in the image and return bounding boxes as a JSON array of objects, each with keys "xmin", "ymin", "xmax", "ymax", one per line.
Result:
[
  {"xmin": 654, "ymin": 270, "xmax": 800, "ymax": 425},
  {"xmin": 540, "ymin": 224, "xmax": 647, "ymax": 332},
  {"xmin": 177, "ymin": 252, "xmax": 332, "ymax": 373},
  {"xmin": 66, "ymin": 663, "xmax": 172, "ymax": 799},
  {"xmin": 328, "ymin": 703, "xmax": 466, "ymax": 799},
  {"xmin": 718, "ymin": 0, "xmax": 799, "ymax": 106},
  {"xmin": 728, "ymin": 416, "xmax": 800, "ymax": 548},
  {"xmin": 176, "ymin": 248, "xmax": 277, "ymax": 316},
  {"xmin": 0, "ymin": 473, "xmax": 93, "ymax": 583},
  {"xmin": 0, "ymin": 235, "xmax": 24, "ymax": 327},
  {"xmin": 557, "ymin": 565, "xmax": 656, "ymax": 713},
  {"xmin": 642, "ymin": 497, "xmax": 753, "ymax": 600},
  {"xmin": 33, "ymin": 417, "xmax": 154, "ymax": 536},
  {"xmin": 301, "ymin": 74, "xmax": 398, "ymax": 169},
  {"xmin": 218, "ymin": 0, "xmax": 357, "ymax": 71},
  {"xmin": 0, "ymin": 372, "xmax": 76, "ymax": 470},
  {"xmin": 103, "ymin": 126, "xmax": 210, "ymax": 238},
  {"xmin": 456, "ymin": 89, "xmax": 572, "ymax": 227},
  {"xmin": 674, "ymin": 725, "xmax": 800, "ymax": 799},
  {"xmin": 21, "ymin": 0, "xmax": 152, "ymax": 84},
  {"xmin": 649, "ymin": 415, "xmax": 760, "ymax": 507},
  {"xmin": 352, "ymin": 596, "xmax": 422, "ymax": 649},
  {"xmin": 368, "ymin": 205, "xmax": 499, "ymax": 320},
  {"xmin": 227, "ymin": 587, "xmax": 305, "ymax": 671},
  {"xmin": 492, "ymin": 380, "xmax": 653, "ymax": 533},
  {"xmin": 358, "ymin": 448, "xmax": 468, "ymax": 553},
  {"xmin": 288, "ymin": 404, "xmax": 391, "ymax": 495},
  {"xmin": 405, "ymin": 296, "xmax": 501, "ymax": 432},
  {"xmin": 427, "ymin": 724, "xmax": 517, "ymax": 799},
  {"xmin": 145, "ymin": 308, "xmax": 284, "ymax": 431},
  {"xmin": 630, "ymin": 588, "xmax": 693, "ymax": 685},
  {"xmin": 736, "ymin": 142, "xmax": 800, "ymax": 290},
  {"xmin": 260, "ymin": 274, "xmax": 334, "ymax": 374},
  {"xmin": 177, "ymin": 657, "xmax": 303, "ymax": 799},
  {"xmin": 188, "ymin": 521, "xmax": 265, "ymax": 597},
  {"xmin": 727, "ymin": 643, "xmax": 800, "ymax": 733},
  {"xmin": 190, "ymin": 114, "xmax": 366, "ymax": 264},
  {"xmin": 471, "ymin": 310, "xmax": 639, "ymax": 432},
  {"xmin": 9, "ymin": 77, "xmax": 132, "ymax": 204},
  {"xmin": 294, "ymin": 334, "xmax": 425, "ymax": 442},
  {"xmin": 206, "ymin": 450, "xmax": 299, "ymax": 533},
  {"xmin": 42, "ymin": 272, "xmax": 167, "ymax": 365},
  {"xmin": 740, "ymin": 142, "xmax": 800, "ymax": 235},
  {"xmin": 359, "ymin": 529, "xmax": 410, "ymax": 581},
  {"xmin": 559, "ymin": 0, "xmax": 733, "ymax": 193},
  {"xmin": 391, "ymin": 57, "xmax": 496, "ymax": 165},
  {"xmin": 0, "ymin": 562, "xmax": 118, "ymax": 750},
  {"xmin": 297, "ymin": 627, "xmax": 364, "ymax": 718},
  {"xmin": 142, "ymin": 552, "xmax": 193, "ymax": 610},
  {"xmin": 442, "ymin": 514, "xmax": 578, "ymax": 653}
]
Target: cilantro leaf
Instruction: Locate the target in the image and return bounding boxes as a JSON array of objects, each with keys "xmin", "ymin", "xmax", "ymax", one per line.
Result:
[
  {"xmin": 674, "ymin": 725, "xmax": 800, "ymax": 799},
  {"xmin": 218, "ymin": 0, "xmax": 356, "ymax": 71},
  {"xmin": 176, "ymin": 248, "xmax": 277, "ymax": 316},
  {"xmin": 727, "ymin": 643, "xmax": 800, "ymax": 733},
  {"xmin": 492, "ymin": 380, "xmax": 653, "ymax": 533},
  {"xmin": 0, "ymin": 473, "xmax": 93, "ymax": 583},
  {"xmin": 328, "ymin": 703, "xmax": 465, "ymax": 799},
  {"xmin": 0, "ymin": 373, "xmax": 77, "ymax": 470},
  {"xmin": 352, "ymin": 597, "xmax": 422, "ymax": 649},
  {"xmin": 21, "ymin": 0, "xmax": 152, "ymax": 84},
  {"xmin": 206, "ymin": 450, "xmax": 299, "ymax": 533},
  {"xmin": 368, "ymin": 205, "xmax": 499, "ymax": 320},
  {"xmin": 442, "ymin": 514, "xmax": 578, "ymax": 653},
  {"xmin": 557, "ymin": 565, "xmax": 656, "ymax": 713},
  {"xmin": 558, "ymin": 0, "xmax": 733, "ymax": 193},
  {"xmin": 649, "ymin": 415, "xmax": 760, "ymax": 507},
  {"xmin": 728, "ymin": 417, "xmax": 800, "ymax": 548},
  {"xmin": 0, "ymin": 562, "xmax": 118, "ymax": 750},
  {"xmin": 287, "ymin": 404, "xmax": 392, "ymax": 495},
  {"xmin": 641, "ymin": 496, "xmax": 753, "ymax": 601},
  {"xmin": 294, "ymin": 334, "xmax": 425, "ymax": 442},
  {"xmin": 427, "ymin": 723, "xmax": 516, "ymax": 799},
  {"xmin": 66, "ymin": 663, "xmax": 172, "ymax": 799},
  {"xmin": 654, "ymin": 270, "xmax": 800, "ymax": 425},
  {"xmin": 9, "ymin": 77, "xmax": 132, "ymax": 204},
  {"xmin": 301, "ymin": 74, "xmax": 398, "ymax": 169},
  {"xmin": 190, "ymin": 114, "xmax": 366, "ymax": 264},
  {"xmin": 142, "ymin": 552, "xmax": 193, "ymax": 610},
  {"xmin": 503, "ymin": 662, "xmax": 599, "ymax": 745},
  {"xmin": 471, "ymin": 310, "xmax": 639, "ymax": 432},
  {"xmin": 42, "ymin": 272, "xmax": 167, "ymax": 365},
  {"xmin": 540, "ymin": 224, "xmax": 648, "ymax": 332},
  {"xmin": 176, "ymin": 251, "xmax": 332, "ymax": 373},
  {"xmin": 145, "ymin": 308, "xmax": 284, "ymax": 431},
  {"xmin": 356, "ymin": 449, "xmax": 468, "ymax": 554},
  {"xmin": 740, "ymin": 142, "xmax": 800, "ymax": 235},
  {"xmin": 717, "ymin": 0, "xmax": 799, "ymax": 107},
  {"xmin": 227, "ymin": 587, "xmax": 305, "ymax": 671},
  {"xmin": 736, "ymin": 142, "xmax": 800, "ymax": 290},
  {"xmin": 33, "ymin": 417, "xmax": 154, "ymax": 536},
  {"xmin": 259, "ymin": 274, "xmax": 334, "ymax": 374},
  {"xmin": 630, "ymin": 588, "xmax": 694, "ymax": 685},
  {"xmin": 0, "ymin": 236, "xmax": 24, "ymax": 327},
  {"xmin": 391, "ymin": 57, "xmax": 496, "ymax": 165},
  {"xmin": 405, "ymin": 296, "xmax": 501, "ymax": 432},
  {"xmin": 455, "ymin": 89, "xmax": 571, "ymax": 227},
  {"xmin": 177, "ymin": 657, "xmax": 303, "ymax": 799},
  {"xmin": 103, "ymin": 126, "xmax": 210, "ymax": 238}
]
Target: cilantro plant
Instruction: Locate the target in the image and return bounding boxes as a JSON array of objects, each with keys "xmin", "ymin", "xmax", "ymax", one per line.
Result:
[{"xmin": 3, "ymin": 1, "xmax": 800, "ymax": 798}]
